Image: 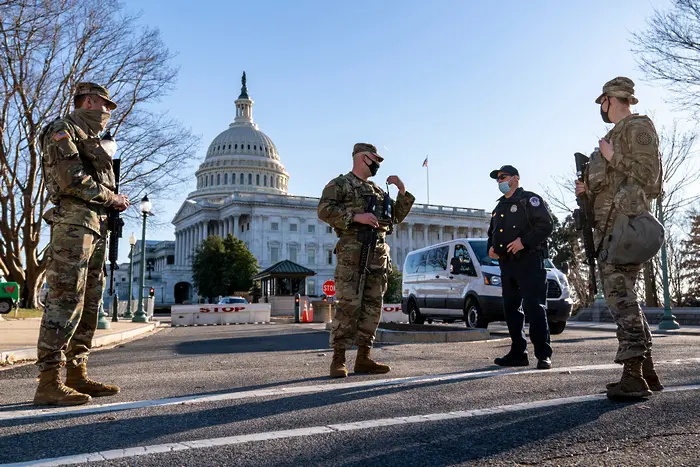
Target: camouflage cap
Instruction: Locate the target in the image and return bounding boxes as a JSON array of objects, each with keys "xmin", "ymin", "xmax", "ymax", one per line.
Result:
[
  {"xmin": 74, "ymin": 82, "xmax": 117, "ymax": 110},
  {"xmin": 595, "ymin": 77, "xmax": 638, "ymax": 105},
  {"xmin": 352, "ymin": 142, "xmax": 384, "ymax": 161}
]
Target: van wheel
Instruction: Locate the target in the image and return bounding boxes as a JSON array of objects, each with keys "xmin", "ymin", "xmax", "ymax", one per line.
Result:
[
  {"xmin": 464, "ymin": 298, "xmax": 487, "ymax": 329},
  {"xmin": 408, "ymin": 300, "xmax": 425, "ymax": 325},
  {"xmin": 548, "ymin": 320, "xmax": 566, "ymax": 335}
]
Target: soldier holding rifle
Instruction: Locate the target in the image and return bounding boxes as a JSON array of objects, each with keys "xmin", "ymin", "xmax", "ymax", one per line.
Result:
[
  {"xmin": 575, "ymin": 77, "xmax": 665, "ymax": 400},
  {"xmin": 318, "ymin": 143, "xmax": 414, "ymax": 378},
  {"xmin": 35, "ymin": 82, "xmax": 129, "ymax": 406}
]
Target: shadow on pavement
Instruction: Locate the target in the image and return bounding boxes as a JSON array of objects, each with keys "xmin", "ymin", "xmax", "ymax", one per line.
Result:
[
  {"xmin": 174, "ymin": 331, "xmax": 331, "ymax": 355},
  {"xmin": 0, "ymin": 378, "xmax": 658, "ymax": 465}
]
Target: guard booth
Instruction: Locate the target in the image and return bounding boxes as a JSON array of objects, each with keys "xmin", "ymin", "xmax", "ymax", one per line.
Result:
[{"xmin": 253, "ymin": 260, "xmax": 316, "ymax": 316}]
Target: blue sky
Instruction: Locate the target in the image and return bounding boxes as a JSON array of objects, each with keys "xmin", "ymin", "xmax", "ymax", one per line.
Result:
[{"xmin": 113, "ymin": 0, "xmax": 698, "ymax": 262}]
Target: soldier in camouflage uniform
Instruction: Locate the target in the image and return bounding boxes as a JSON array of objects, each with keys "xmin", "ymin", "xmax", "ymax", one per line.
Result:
[
  {"xmin": 576, "ymin": 77, "xmax": 664, "ymax": 400},
  {"xmin": 35, "ymin": 82, "xmax": 130, "ymax": 406},
  {"xmin": 318, "ymin": 143, "xmax": 415, "ymax": 378}
]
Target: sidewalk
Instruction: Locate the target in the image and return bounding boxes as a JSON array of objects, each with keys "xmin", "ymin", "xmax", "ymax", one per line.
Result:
[
  {"xmin": 567, "ymin": 320, "xmax": 700, "ymax": 337},
  {"xmin": 0, "ymin": 318, "xmax": 160, "ymax": 366}
]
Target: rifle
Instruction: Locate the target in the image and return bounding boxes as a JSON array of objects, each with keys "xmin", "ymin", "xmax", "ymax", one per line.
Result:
[
  {"xmin": 102, "ymin": 130, "xmax": 123, "ymax": 319},
  {"xmin": 573, "ymin": 152, "xmax": 598, "ymax": 297},
  {"xmin": 356, "ymin": 194, "xmax": 379, "ymax": 294}
]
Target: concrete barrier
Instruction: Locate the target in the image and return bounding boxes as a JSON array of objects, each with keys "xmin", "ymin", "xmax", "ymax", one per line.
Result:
[
  {"xmin": 380, "ymin": 304, "xmax": 407, "ymax": 323},
  {"xmin": 170, "ymin": 304, "xmax": 272, "ymax": 327}
]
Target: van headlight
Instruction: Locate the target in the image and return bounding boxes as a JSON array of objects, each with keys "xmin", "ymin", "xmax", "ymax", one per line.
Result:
[{"xmin": 484, "ymin": 272, "xmax": 501, "ymax": 287}]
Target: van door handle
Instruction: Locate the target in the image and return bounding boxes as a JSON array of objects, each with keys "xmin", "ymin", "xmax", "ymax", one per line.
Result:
[
  {"xmin": 435, "ymin": 275, "xmax": 440, "ymax": 279},
  {"xmin": 449, "ymin": 276, "xmax": 454, "ymax": 279}
]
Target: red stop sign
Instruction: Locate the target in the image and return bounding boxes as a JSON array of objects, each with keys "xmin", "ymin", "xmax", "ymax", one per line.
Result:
[{"xmin": 323, "ymin": 280, "xmax": 336, "ymax": 296}]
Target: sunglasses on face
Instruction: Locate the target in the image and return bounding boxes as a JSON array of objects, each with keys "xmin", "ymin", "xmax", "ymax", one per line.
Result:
[{"xmin": 497, "ymin": 174, "xmax": 511, "ymax": 181}]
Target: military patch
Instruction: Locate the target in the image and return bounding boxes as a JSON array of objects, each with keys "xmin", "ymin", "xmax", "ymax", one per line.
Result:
[
  {"xmin": 325, "ymin": 182, "xmax": 335, "ymax": 188},
  {"xmin": 510, "ymin": 205, "xmax": 518, "ymax": 213},
  {"xmin": 636, "ymin": 132, "xmax": 652, "ymax": 145},
  {"xmin": 52, "ymin": 131, "xmax": 69, "ymax": 142},
  {"xmin": 529, "ymin": 196, "xmax": 540, "ymax": 207}
]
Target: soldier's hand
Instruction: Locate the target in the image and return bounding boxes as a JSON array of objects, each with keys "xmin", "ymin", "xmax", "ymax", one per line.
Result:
[
  {"xmin": 353, "ymin": 213, "xmax": 380, "ymax": 228},
  {"xmin": 575, "ymin": 180, "xmax": 587, "ymax": 197},
  {"xmin": 507, "ymin": 238, "xmax": 524, "ymax": 254},
  {"xmin": 488, "ymin": 247, "xmax": 500, "ymax": 259},
  {"xmin": 112, "ymin": 194, "xmax": 130, "ymax": 212},
  {"xmin": 599, "ymin": 138, "xmax": 614, "ymax": 161},
  {"xmin": 386, "ymin": 175, "xmax": 406, "ymax": 194}
]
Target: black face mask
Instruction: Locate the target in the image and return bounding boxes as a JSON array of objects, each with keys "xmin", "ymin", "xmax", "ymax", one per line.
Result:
[
  {"xmin": 364, "ymin": 155, "xmax": 380, "ymax": 176},
  {"xmin": 600, "ymin": 99, "xmax": 612, "ymax": 124}
]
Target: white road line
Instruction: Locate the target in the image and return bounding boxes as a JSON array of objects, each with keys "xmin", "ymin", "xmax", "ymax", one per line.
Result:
[
  {"xmin": 5, "ymin": 383, "xmax": 700, "ymax": 467},
  {"xmin": 3, "ymin": 357, "xmax": 700, "ymax": 422}
]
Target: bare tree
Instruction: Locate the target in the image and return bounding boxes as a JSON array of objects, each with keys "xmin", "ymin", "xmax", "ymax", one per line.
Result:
[
  {"xmin": 632, "ymin": 0, "xmax": 700, "ymax": 115},
  {"xmin": 0, "ymin": 0, "xmax": 200, "ymax": 308}
]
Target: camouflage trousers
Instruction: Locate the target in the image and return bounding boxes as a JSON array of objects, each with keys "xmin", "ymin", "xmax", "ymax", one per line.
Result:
[
  {"xmin": 37, "ymin": 223, "xmax": 107, "ymax": 371},
  {"xmin": 329, "ymin": 236, "xmax": 390, "ymax": 349},
  {"xmin": 600, "ymin": 259, "xmax": 652, "ymax": 363}
]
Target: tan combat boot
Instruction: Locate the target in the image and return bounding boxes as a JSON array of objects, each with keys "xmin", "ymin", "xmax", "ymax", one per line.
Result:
[
  {"xmin": 330, "ymin": 347, "xmax": 348, "ymax": 378},
  {"xmin": 354, "ymin": 346, "xmax": 390, "ymax": 374},
  {"xmin": 606, "ymin": 353, "xmax": 664, "ymax": 392},
  {"xmin": 65, "ymin": 362, "xmax": 120, "ymax": 397},
  {"xmin": 33, "ymin": 367, "xmax": 92, "ymax": 406},
  {"xmin": 606, "ymin": 357, "xmax": 653, "ymax": 401}
]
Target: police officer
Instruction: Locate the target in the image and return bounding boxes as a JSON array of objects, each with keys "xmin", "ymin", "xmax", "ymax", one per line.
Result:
[
  {"xmin": 487, "ymin": 165, "xmax": 554, "ymax": 369},
  {"xmin": 576, "ymin": 77, "xmax": 664, "ymax": 400},
  {"xmin": 318, "ymin": 143, "xmax": 415, "ymax": 378},
  {"xmin": 35, "ymin": 82, "xmax": 129, "ymax": 406}
]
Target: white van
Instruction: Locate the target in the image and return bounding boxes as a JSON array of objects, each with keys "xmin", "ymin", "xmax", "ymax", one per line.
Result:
[{"xmin": 401, "ymin": 238, "xmax": 573, "ymax": 334}]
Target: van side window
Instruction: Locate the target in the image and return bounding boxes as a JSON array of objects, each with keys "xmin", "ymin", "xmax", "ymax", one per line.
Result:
[
  {"xmin": 405, "ymin": 252, "xmax": 427, "ymax": 274},
  {"xmin": 453, "ymin": 244, "xmax": 477, "ymax": 276},
  {"xmin": 427, "ymin": 246, "xmax": 449, "ymax": 272}
]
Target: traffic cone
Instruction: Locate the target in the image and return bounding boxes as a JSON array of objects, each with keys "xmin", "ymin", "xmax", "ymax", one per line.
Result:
[
  {"xmin": 301, "ymin": 301, "xmax": 308, "ymax": 322},
  {"xmin": 309, "ymin": 303, "xmax": 314, "ymax": 322}
]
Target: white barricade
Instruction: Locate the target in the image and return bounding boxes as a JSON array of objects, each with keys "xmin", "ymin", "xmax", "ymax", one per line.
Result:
[
  {"xmin": 380, "ymin": 304, "xmax": 408, "ymax": 323},
  {"xmin": 170, "ymin": 303, "xmax": 272, "ymax": 327}
]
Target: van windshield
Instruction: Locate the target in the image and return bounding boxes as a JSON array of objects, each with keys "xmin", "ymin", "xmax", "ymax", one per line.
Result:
[{"xmin": 468, "ymin": 239, "xmax": 499, "ymax": 266}]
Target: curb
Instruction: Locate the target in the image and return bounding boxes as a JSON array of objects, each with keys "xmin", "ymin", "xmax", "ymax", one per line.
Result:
[
  {"xmin": 376, "ymin": 328, "xmax": 490, "ymax": 344},
  {"xmin": 567, "ymin": 321, "xmax": 700, "ymax": 337},
  {"xmin": 0, "ymin": 321, "xmax": 160, "ymax": 366}
]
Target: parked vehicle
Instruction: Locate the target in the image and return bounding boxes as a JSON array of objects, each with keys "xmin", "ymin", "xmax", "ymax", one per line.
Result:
[
  {"xmin": 218, "ymin": 296, "xmax": 249, "ymax": 305},
  {"xmin": 401, "ymin": 238, "xmax": 573, "ymax": 334},
  {"xmin": 0, "ymin": 282, "xmax": 20, "ymax": 314}
]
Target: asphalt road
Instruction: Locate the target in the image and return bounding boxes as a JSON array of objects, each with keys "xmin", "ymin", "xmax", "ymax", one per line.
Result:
[{"xmin": 1, "ymin": 321, "xmax": 699, "ymax": 466}]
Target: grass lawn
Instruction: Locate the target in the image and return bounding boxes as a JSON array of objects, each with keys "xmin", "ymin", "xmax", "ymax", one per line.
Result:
[{"xmin": 4, "ymin": 308, "xmax": 43, "ymax": 319}]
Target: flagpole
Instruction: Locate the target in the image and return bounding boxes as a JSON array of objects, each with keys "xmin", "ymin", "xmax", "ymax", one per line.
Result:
[{"xmin": 426, "ymin": 162, "xmax": 430, "ymax": 205}]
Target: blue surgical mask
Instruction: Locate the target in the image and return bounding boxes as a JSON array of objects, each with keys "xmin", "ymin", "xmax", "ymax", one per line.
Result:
[{"xmin": 498, "ymin": 180, "xmax": 511, "ymax": 194}]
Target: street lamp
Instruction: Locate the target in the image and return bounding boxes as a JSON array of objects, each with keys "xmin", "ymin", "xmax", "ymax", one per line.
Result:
[
  {"xmin": 123, "ymin": 232, "xmax": 137, "ymax": 319},
  {"xmin": 132, "ymin": 195, "xmax": 152, "ymax": 323},
  {"xmin": 657, "ymin": 192, "xmax": 680, "ymax": 330}
]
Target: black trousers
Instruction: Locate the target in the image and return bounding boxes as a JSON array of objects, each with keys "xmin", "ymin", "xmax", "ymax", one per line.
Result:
[{"xmin": 499, "ymin": 252, "xmax": 552, "ymax": 360}]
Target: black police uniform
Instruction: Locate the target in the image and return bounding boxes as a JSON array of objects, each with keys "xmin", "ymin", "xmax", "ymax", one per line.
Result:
[{"xmin": 487, "ymin": 187, "xmax": 554, "ymax": 365}]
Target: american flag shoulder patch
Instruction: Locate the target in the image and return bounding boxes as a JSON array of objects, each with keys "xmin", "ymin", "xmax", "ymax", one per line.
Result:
[{"xmin": 52, "ymin": 131, "xmax": 69, "ymax": 142}]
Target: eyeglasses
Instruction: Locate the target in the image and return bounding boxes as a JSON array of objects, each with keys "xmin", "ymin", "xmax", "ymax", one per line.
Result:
[{"xmin": 497, "ymin": 174, "xmax": 511, "ymax": 181}]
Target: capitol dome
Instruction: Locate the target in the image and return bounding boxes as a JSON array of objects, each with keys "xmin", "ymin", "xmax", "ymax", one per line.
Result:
[{"xmin": 191, "ymin": 72, "xmax": 289, "ymax": 199}]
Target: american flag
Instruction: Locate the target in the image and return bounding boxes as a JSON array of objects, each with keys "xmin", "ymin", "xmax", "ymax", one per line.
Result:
[{"xmin": 422, "ymin": 156, "xmax": 428, "ymax": 167}]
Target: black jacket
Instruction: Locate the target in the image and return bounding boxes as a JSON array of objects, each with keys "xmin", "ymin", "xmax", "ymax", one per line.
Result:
[{"xmin": 487, "ymin": 188, "xmax": 553, "ymax": 258}]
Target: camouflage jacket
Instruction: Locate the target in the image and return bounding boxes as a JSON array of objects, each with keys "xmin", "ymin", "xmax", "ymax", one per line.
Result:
[
  {"xmin": 585, "ymin": 113, "xmax": 662, "ymax": 232},
  {"xmin": 317, "ymin": 172, "xmax": 415, "ymax": 238},
  {"xmin": 40, "ymin": 112, "xmax": 117, "ymax": 236}
]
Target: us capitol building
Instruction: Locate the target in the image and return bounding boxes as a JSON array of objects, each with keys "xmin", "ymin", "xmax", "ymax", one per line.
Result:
[{"xmin": 118, "ymin": 74, "xmax": 490, "ymax": 305}]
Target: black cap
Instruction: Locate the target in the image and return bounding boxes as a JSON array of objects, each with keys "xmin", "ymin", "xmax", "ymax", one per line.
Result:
[{"xmin": 489, "ymin": 165, "xmax": 519, "ymax": 179}]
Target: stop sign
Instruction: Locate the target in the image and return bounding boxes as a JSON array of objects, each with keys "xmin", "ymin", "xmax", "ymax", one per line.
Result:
[{"xmin": 322, "ymin": 280, "xmax": 336, "ymax": 297}]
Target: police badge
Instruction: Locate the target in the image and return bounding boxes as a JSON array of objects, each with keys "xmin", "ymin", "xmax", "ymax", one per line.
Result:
[{"xmin": 510, "ymin": 205, "xmax": 518, "ymax": 213}]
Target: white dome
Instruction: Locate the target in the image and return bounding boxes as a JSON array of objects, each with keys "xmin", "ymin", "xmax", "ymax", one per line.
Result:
[
  {"xmin": 191, "ymin": 72, "xmax": 289, "ymax": 199},
  {"xmin": 206, "ymin": 125, "xmax": 280, "ymax": 161}
]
